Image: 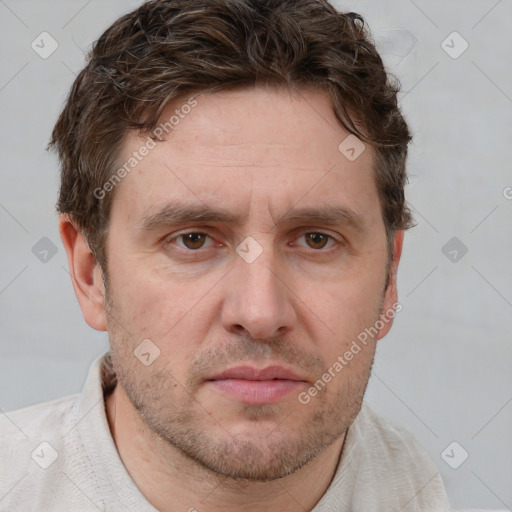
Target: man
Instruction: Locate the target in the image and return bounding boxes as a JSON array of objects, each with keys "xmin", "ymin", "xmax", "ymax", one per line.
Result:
[{"xmin": 0, "ymin": 1, "xmax": 497, "ymax": 511}]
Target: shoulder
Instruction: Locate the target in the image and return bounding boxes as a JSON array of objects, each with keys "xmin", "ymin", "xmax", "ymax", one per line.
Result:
[
  {"xmin": 0, "ymin": 394, "xmax": 81, "ymax": 474},
  {"xmin": 0, "ymin": 395, "xmax": 84, "ymax": 508},
  {"xmin": 343, "ymin": 403, "xmax": 452, "ymax": 511},
  {"xmin": 0, "ymin": 393, "xmax": 80, "ymax": 442},
  {"xmin": 354, "ymin": 402, "xmax": 432, "ymax": 460}
]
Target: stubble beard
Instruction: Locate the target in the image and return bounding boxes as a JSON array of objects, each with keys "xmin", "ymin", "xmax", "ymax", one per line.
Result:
[{"xmin": 103, "ymin": 276, "xmax": 381, "ymax": 483}]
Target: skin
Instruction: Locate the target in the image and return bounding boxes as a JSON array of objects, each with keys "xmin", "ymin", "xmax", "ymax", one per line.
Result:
[{"xmin": 60, "ymin": 85, "xmax": 403, "ymax": 512}]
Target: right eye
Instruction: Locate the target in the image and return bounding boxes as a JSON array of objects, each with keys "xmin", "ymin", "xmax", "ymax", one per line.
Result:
[{"xmin": 166, "ymin": 231, "xmax": 215, "ymax": 251}]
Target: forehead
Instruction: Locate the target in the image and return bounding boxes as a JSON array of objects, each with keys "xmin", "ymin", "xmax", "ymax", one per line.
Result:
[{"xmin": 114, "ymin": 86, "xmax": 378, "ymax": 225}]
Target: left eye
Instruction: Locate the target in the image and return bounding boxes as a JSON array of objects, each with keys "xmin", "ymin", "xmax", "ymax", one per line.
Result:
[{"xmin": 295, "ymin": 232, "xmax": 337, "ymax": 250}]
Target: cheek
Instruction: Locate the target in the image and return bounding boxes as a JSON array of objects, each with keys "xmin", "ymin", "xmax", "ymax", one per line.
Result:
[
  {"xmin": 106, "ymin": 261, "xmax": 220, "ymax": 357},
  {"xmin": 110, "ymin": 279, "xmax": 173, "ymax": 335},
  {"xmin": 301, "ymin": 277, "xmax": 385, "ymax": 381},
  {"xmin": 306, "ymin": 273, "xmax": 384, "ymax": 331}
]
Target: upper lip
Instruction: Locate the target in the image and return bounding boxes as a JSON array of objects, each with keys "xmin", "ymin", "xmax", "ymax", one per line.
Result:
[{"xmin": 206, "ymin": 365, "xmax": 307, "ymax": 382}]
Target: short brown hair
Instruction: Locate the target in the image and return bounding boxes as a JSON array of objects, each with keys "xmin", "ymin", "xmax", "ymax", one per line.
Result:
[{"xmin": 48, "ymin": 0, "xmax": 413, "ymax": 268}]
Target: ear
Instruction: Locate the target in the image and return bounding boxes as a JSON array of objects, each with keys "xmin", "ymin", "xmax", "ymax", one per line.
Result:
[
  {"xmin": 376, "ymin": 230, "xmax": 404, "ymax": 340},
  {"xmin": 59, "ymin": 214, "xmax": 107, "ymax": 331}
]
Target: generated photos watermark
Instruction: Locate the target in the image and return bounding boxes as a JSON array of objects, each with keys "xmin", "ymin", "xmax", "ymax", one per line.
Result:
[
  {"xmin": 94, "ymin": 96, "xmax": 198, "ymax": 200},
  {"xmin": 298, "ymin": 302, "xmax": 402, "ymax": 405}
]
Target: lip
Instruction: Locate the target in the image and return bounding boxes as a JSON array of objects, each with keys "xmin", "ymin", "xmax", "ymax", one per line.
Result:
[
  {"xmin": 206, "ymin": 365, "xmax": 307, "ymax": 382},
  {"xmin": 204, "ymin": 365, "xmax": 308, "ymax": 405}
]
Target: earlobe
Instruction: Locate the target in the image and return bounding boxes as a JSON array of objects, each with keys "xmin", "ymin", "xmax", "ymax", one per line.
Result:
[
  {"xmin": 59, "ymin": 214, "xmax": 108, "ymax": 331},
  {"xmin": 377, "ymin": 230, "xmax": 404, "ymax": 340}
]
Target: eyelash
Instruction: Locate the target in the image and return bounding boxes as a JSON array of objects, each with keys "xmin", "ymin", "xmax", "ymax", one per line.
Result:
[{"xmin": 165, "ymin": 230, "xmax": 342, "ymax": 253}]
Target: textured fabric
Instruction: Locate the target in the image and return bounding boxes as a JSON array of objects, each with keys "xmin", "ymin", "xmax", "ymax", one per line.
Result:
[{"xmin": 0, "ymin": 353, "xmax": 502, "ymax": 512}]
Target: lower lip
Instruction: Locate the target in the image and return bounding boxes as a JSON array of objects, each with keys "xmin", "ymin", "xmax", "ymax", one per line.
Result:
[{"xmin": 207, "ymin": 379, "xmax": 305, "ymax": 404}]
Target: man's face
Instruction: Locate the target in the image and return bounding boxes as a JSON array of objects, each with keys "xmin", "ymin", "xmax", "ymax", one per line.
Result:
[{"xmin": 103, "ymin": 86, "xmax": 399, "ymax": 481}]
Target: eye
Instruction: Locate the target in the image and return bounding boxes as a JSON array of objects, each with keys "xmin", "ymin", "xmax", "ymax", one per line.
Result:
[
  {"xmin": 295, "ymin": 232, "xmax": 338, "ymax": 250},
  {"xmin": 169, "ymin": 232, "xmax": 215, "ymax": 251}
]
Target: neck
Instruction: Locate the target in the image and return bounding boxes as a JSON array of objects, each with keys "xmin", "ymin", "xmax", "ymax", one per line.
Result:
[{"xmin": 105, "ymin": 384, "xmax": 345, "ymax": 512}]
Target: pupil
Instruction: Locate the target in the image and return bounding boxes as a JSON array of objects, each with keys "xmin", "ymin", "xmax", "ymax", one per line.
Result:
[
  {"xmin": 186, "ymin": 233, "xmax": 204, "ymax": 248},
  {"xmin": 308, "ymin": 233, "xmax": 327, "ymax": 248}
]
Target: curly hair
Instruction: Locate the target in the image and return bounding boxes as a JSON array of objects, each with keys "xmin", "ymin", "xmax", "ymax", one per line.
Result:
[{"xmin": 48, "ymin": 0, "xmax": 413, "ymax": 268}]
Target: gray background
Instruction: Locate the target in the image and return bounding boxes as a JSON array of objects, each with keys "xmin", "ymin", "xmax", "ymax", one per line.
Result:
[{"xmin": 0, "ymin": 0, "xmax": 510, "ymax": 509}]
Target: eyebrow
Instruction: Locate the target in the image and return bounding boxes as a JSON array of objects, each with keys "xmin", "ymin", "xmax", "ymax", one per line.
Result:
[
  {"xmin": 276, "ymin": 206, "xmax": 365, "ymax": 231},
  {"xmin": 140, "ymin": 203, "xmax": 365, "ymax": 232},
  {"xmin": 140, "ymin": 204, "xmax": 247, "ymax": 231}
]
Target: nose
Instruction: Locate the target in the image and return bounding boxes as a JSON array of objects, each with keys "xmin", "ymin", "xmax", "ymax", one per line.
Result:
[{"xmin": 221, "ymin": 242, "xmax": 297, "ymax": 340}]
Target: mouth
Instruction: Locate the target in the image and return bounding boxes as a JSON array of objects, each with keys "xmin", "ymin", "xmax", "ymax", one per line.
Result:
[{"xmin": 204, "ymin": 365, "xmax": 309, "ymax": 405}]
